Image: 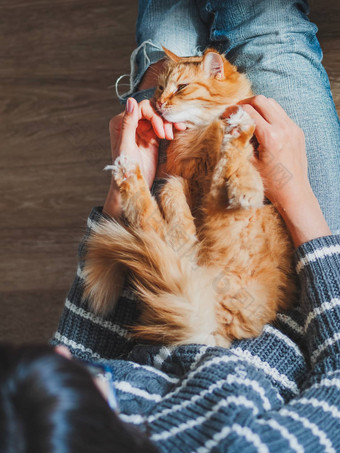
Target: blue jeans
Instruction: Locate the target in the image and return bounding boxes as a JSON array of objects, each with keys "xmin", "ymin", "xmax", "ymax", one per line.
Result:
[{"xmin": 116, "ymin": 0, "xmax": 340, "ymax": 233}]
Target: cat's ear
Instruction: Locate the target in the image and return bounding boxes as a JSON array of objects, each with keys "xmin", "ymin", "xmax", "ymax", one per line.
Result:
[
  {"xmin": 162, "ymin": 46, "xmax": 181, "ymax": 63},
  {"xmin": 203, "ymin": 51, "xmax": 224, "ymax": 79}
]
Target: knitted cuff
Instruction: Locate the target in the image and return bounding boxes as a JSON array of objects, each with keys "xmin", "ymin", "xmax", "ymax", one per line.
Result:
[
  {"xmin": 293, "ymin": 234, "xmax": 340, "ymax": 367},
  {"xmin": 51, "ymin": 206, "xmax": 137, "ymax": 361},
  {"xmin": 78, "ymin": 206, "xmax": 105, "ymax": 262}
]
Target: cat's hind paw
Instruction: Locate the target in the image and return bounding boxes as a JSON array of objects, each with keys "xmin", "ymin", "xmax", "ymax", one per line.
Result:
[
  {"xmin": 227, "ymin": 186, "xmax": 264, "ymax": 210},
  {"xmin": 226, "ymin": 165, "xmax": 264, "ymax": 209},
  {"xmin": 105, "ymin": 155, "xmax": 139, "ymax": 188}
]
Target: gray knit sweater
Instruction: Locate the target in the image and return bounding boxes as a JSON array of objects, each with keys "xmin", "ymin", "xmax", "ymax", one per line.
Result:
[{"xmin": 51, "ymin": 207, "xmax": 340, "ymax": 452}]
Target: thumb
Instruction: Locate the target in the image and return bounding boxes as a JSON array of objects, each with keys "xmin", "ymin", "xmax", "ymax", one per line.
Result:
[{"xmin": 119, "ymin": 97, "xmax": 139, "ymax": 150}]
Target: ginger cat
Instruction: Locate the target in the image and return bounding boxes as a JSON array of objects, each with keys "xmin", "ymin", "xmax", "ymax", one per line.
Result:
[{"xmin": 83, "ymin": 48, "xmax": 296, "ymax": 348}]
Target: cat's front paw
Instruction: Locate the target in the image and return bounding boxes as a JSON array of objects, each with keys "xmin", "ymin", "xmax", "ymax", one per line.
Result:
[
  {"xmin": 105, "ymin": 155, "xmax": 139, "ymax": 188},
  {"xmin": 222, "ymin": 106, "xmax": 255, "ymax": 145}
]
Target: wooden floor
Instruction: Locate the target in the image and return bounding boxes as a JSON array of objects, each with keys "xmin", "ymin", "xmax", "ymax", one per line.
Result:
[{"xmin": 0, "ymin": 1, "xmax": 339, "ymax": 343}]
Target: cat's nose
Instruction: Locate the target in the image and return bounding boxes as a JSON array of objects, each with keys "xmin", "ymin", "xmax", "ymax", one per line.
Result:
[{"xmin": 156, "ymin": 100, "xmax": 166, "ymax": 110}]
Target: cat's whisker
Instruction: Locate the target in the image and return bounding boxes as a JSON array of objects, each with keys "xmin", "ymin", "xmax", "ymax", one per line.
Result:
[{"xmin": 149, "ymin": 67, "xmax": 162, "ymax": 75}]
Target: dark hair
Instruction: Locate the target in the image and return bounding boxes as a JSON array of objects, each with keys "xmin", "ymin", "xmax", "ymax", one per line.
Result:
[{"xmin": 0, "ymin": 343, "xmax": 159, "ymax": 453}]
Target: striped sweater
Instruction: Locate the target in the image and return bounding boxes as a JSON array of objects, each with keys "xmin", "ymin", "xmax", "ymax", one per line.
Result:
[{"xmin": 51, "ymin": 207, "xmax": 340, "ymax": 452}]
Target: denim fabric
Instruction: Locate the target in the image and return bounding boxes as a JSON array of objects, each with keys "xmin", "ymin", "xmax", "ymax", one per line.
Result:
[{"xmin": 116, "ymin": 0, "xmax": 340, "ymax": 233}]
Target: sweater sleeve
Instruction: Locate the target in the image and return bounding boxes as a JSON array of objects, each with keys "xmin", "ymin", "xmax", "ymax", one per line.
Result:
[
  {"xmin": 50, "ymin": 207, "xmax": 139, "ymax": 361},
  {"xmin": 294, "ymin": 234, "xmax": 340, "ymax": 370},
  {"xmin": 253, "ymin": 235, "xmax": 340, "ymax": 452}
]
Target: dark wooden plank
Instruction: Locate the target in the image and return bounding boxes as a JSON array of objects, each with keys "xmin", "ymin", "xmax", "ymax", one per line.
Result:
[
  {"xmin": 0, "ymin": 0, "xmax": 138, "ymax": 342},
  {"xmin": 0, "ymin": 160, "xmax": 110, "ymax": 229},
  {"xmin": 0, "ymin": 228, "xmax": 80, "ymax": 291},
  {"xmin": 310, "ymin": 0, "xmax": 340, "ymax": 37},
  {"xmin": 310, "ymin": 1, "xmax": 340, "ymax": 115},
  {"xmin": 0, "ymin": 290, "xmax": 68, "ymax": 343}
]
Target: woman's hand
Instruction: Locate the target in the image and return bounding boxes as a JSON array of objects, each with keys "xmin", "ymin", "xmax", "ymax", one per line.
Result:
[
  {"xmin": 103, "ymin": 98, "xmax": 185, "ymax": 217},
  {"xmin": 239, "ymin": 95, "xmax": 309, "ymax": 209},
  {"xmin": 239, "ymin": 96, "xmax": 331, "ymax": 246}
]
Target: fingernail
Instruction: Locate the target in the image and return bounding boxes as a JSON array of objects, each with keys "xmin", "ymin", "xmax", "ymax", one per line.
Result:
[{"xmin": 126, "ymin": 98, "xmax": 134, "ymax": 113}]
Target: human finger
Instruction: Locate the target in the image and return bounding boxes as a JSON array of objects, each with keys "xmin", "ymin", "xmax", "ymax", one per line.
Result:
[
  {"xmin": 136, "ymin": 118, "xmax": 153, "ymax": 135},
  {"xmin": 136, "ymin": 119, "xmax": 159, "ymax": 145},
  {"xmin": 118, "ymin": 97, "xmax": 140, "ymax": 151},
  {"xmin": 266, "ymin": 97, "xmax": 288, "ymax": 115},
  {"xmin": 138, "ymin": 99, "xmax": 166, "ymax": 139},
  {"xmin": 241, "ymin": 104, "xmax": 270, "ymax": 144},
  {"xmin": 238, "ymin": 95, "xmax": 279, "ymax": 124},
  {"xmin": 109, "ymin": 112, "xmax": 124, "ymax": 150},
  {"xmin": 55, "ymin": 345, "xmax": 72, "ymax": 359},
  {"xmin": 174, "ymin": 122, "xmax": 187, "ymax": 131},
  {"xmin": 164, "ymin": 121, "xmax": 174, "ymax": 140},
  {"xmin": 266, "ymin": 98, "xmax": 296, "ymax": 127}
]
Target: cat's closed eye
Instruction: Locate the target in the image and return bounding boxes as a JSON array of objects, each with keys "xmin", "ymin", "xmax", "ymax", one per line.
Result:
[{"xmin": 176, "ymin": 83, "xmax": 188, "ymax": 93}]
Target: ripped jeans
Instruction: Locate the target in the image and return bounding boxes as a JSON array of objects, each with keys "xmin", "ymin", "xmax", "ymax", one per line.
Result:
[{"xmin": 116, "ymin": 0, "xmax": 340, "ymax": 233}]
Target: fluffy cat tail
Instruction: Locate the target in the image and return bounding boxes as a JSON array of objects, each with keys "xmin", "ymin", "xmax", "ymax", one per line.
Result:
[{"xmin": 83, "ymin": 218, "xmax": 219, "ymax": 345}]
